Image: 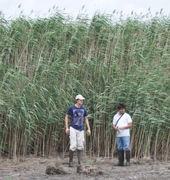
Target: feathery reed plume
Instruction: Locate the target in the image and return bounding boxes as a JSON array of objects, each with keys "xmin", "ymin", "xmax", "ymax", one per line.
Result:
[{"xmin": 160, "ymin": 8, "xmax": 163, "ymax": 14}]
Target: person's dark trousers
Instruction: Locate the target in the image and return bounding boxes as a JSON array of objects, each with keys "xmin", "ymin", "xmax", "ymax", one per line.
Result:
[
  {"xmin": 114, "ymin": 150, "xmax": 124, "ymax": 166},
  {"xmin": 126, "ymin": 150, "xmax": 130, "ymax": 166},
  {"xmin": 69, "ymin": 150, "xmax": 74, "ymax": 167}
]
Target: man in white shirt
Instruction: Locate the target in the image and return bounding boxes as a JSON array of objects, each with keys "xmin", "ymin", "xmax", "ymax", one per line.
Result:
[{"xmin": 113, "ymin": 102, "xmax": 132, "ymax": 166}]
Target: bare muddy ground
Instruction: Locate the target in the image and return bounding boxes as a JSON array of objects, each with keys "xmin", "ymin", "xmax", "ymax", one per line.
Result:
[{"xmin": 0, "ymin": 155, "xmax": 170, "ymax": 180}]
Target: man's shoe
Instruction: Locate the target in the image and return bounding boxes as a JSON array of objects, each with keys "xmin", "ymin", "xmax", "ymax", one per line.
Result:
[
  {"xmin": 114, "ymin": 150, "xmax": 124, "ymax": 166},
  {"xmin": 77, "ymin": 150, "xmax": 83, "ymax": 164},
  {"xmin": 125, "ymin": 150, "xmax": 130, "ymax": 166},
  {"xmin": 69, "ymin": 150, "xmax": 74, "ymax": 167}
]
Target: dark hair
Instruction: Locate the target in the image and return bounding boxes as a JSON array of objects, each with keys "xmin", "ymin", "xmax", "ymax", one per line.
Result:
[{"xmin": 117, "ymin": 102, "xmax": 126, "ymax": 110}]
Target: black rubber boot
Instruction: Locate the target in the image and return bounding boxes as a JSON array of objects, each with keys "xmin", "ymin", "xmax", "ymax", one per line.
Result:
[
  {"xmin": 69, "ymin": 150, "xmax": 74, "ymax": 167},
  {"xmin": 126, "ymin": 151, "xmax": 130, "ymax": 166},
  {"xmin": 114, "ymin": 150, "xmax": 124, "ymax": 166},
  {"xmin": 77, "ymin": 150, "xmax": 83, "ymax": 164}
]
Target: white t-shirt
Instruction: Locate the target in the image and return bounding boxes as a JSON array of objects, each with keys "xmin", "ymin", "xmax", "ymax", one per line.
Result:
[{"xmin": 113, "ymin": 112, "xmax": 132, "ymax": 137}]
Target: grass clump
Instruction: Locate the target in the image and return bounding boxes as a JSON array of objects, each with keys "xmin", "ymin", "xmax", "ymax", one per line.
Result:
[{"xmin": 86, "ymin": 160, "xmax": 94, "ymax": 166}]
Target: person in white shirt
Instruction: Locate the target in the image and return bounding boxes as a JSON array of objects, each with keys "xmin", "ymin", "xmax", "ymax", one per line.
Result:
[{"xmin": 113, "ymin": 102, "xmax": 132, "ymax": 166}]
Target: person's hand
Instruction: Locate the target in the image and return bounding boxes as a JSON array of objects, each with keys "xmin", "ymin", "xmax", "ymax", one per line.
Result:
[
  {"xmin": 114, "ymin": 127, "xmax": 118, "ymax": 131},
  {"xmin": 66, "ymin": 128, "xmax": 69, "ymax": 134},
  {"xmin": 87, "ymin": 129, "xmax": 91, "ymax": 136},
  {"xmin": 119, "ymin": 127, "xmax": 124, "ymax": 130}
]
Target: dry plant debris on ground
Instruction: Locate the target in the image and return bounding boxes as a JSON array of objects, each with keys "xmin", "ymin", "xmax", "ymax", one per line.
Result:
[{"xmin": 0, "ymin": 155, "xmax": 170, "ymax": 180}]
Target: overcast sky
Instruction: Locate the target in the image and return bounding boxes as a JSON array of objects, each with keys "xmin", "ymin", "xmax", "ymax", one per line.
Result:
[{"xmin": 0, "ymin": 0, "xmax": 170, "ymax": 18}]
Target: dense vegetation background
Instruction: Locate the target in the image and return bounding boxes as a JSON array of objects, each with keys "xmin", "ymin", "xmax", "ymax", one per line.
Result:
[{"xmin": 0, "ymin": 9, "xmax": 170, "ymax": 160}]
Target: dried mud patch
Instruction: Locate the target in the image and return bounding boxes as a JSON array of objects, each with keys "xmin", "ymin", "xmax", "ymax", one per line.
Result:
[{"xmin": 0, "ymin": 155, "xmax": 169, "ymax": 180}]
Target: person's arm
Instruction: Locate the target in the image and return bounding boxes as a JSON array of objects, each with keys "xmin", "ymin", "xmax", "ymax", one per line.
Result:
[
  {"xmin": 119, "ymin": 123, "xmax": 132, "ymax": 130},
  {"xmin": 113, "ymin": 115, "xmax": 118, "ymax": 131},
  {"xmin": 85, "ymin": 116, "xmax": 91, "ymax": 136},
  {"xmin": 65, "ymin": 114, "xmax": 70, "ymax": 134}
]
